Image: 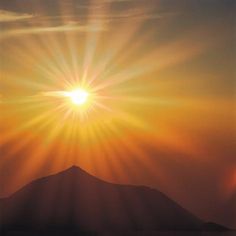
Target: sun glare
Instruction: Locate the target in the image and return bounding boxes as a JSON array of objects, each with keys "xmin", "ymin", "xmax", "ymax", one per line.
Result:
[{"xmin": 65, "ymin": 88, "xmax": 89, "ymax": 105}]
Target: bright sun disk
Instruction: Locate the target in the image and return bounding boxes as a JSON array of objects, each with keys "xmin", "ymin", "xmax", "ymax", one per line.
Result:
[{"xmin": 65, "ymin": 88, "xmax": 89, "ymax": 105}]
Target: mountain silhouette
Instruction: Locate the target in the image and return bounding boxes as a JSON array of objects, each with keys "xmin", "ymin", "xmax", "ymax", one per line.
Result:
[{"xmin": 0, "ymin": 166, "xmax": 228, "ymax": 233}]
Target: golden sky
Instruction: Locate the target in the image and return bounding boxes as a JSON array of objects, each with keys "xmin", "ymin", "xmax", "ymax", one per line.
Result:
[{"xmin": 0, "ymin": 0, "xmax": 235, "ymax": 229}]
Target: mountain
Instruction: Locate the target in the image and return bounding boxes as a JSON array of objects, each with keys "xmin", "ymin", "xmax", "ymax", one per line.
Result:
[{"xmin": 0, "ymin": 166, "xmax": 227, "ymax": 233}]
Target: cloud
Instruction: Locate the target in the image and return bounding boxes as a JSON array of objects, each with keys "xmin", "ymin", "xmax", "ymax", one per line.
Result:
[
  {"xmin": 0, "ymin": 1, "xmax": 165, "ymax": 39},
  {"xmin": 0, "ymin": 9, "xmax": 34, "ymax": 22},
  {"xmin": 88, "ymin": 9, "xmax": 162, "ymax": 21},
  {"xmin": 0, "ymin": 22, "xmax": 107, "ymax": 39}
]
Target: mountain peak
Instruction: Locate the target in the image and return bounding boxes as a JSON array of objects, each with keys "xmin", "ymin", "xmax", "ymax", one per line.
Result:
[
  {"xmin": 60, "ymin": 165, "xmax": 100, "ymax": 183},
  {"xmin": 1, "ymin": 166, "xmax": 227, "ymax": 232},
  {"xmin": 62, "ymin": 165, "xmax": 90, "ymax": 175},
  {"xmin": 63, "ymin": 165, "xmax": 93, "ymax": 176},
  {"xmin": 66, "ymin": 165, "xmax": 81, "ymax": 171}
]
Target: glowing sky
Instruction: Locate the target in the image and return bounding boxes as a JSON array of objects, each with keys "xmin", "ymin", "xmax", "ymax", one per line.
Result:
[{"xmin": 0, "ymin": 0, "xmax": 235, "ymax": 229}]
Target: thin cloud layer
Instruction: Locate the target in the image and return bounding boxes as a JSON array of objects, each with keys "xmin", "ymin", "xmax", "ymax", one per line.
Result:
[
  {"xmin": 0, "ymin": 6, "xmax": 163, "ymax": 39},
  {"xmin": 0, "ymin": 22, "xmax": 107, "ymax": 39},
  {"xmin": 0, "ymin": 9, "xmax": 34, "ymax": 22}
]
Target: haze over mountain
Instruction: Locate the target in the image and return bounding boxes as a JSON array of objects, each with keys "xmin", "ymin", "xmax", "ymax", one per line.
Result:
[{"xmin": 0, "ymin": 166, "xmax": 228, "ymax": 234}]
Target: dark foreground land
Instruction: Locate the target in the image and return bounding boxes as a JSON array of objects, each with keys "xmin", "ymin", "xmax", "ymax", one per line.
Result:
[
  {"xmin": 1, "ymin": 230, "xmax": 235, "ymax": 236},
  {"xmin": 1, "ymin": 167, "xmax": 232, "ymax": 236}
]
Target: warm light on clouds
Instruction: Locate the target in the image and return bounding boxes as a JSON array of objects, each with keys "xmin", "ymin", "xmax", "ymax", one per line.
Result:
[{"xmin": 0, "ymin": 9, "xmax": 34, "ymax": 22}]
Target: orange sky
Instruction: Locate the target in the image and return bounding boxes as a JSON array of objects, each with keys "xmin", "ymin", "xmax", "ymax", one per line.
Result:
[{"xmin": 0, "ymin": 0, "xmax": 235, "ymax": 229}]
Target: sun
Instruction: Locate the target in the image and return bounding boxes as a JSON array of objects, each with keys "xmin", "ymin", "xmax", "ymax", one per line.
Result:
[{"xmin": 65, "ymin": 88, "xmax": 89, "ymax": 105}]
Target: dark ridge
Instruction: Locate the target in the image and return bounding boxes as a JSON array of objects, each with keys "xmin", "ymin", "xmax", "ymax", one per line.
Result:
[
  {"xmin": 0, "ymin": 166, "xmax": 228, "ymax": 233},
  {"xmin": 202, "ymin": 222, "xmax": 231, "ymax": 231}
]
